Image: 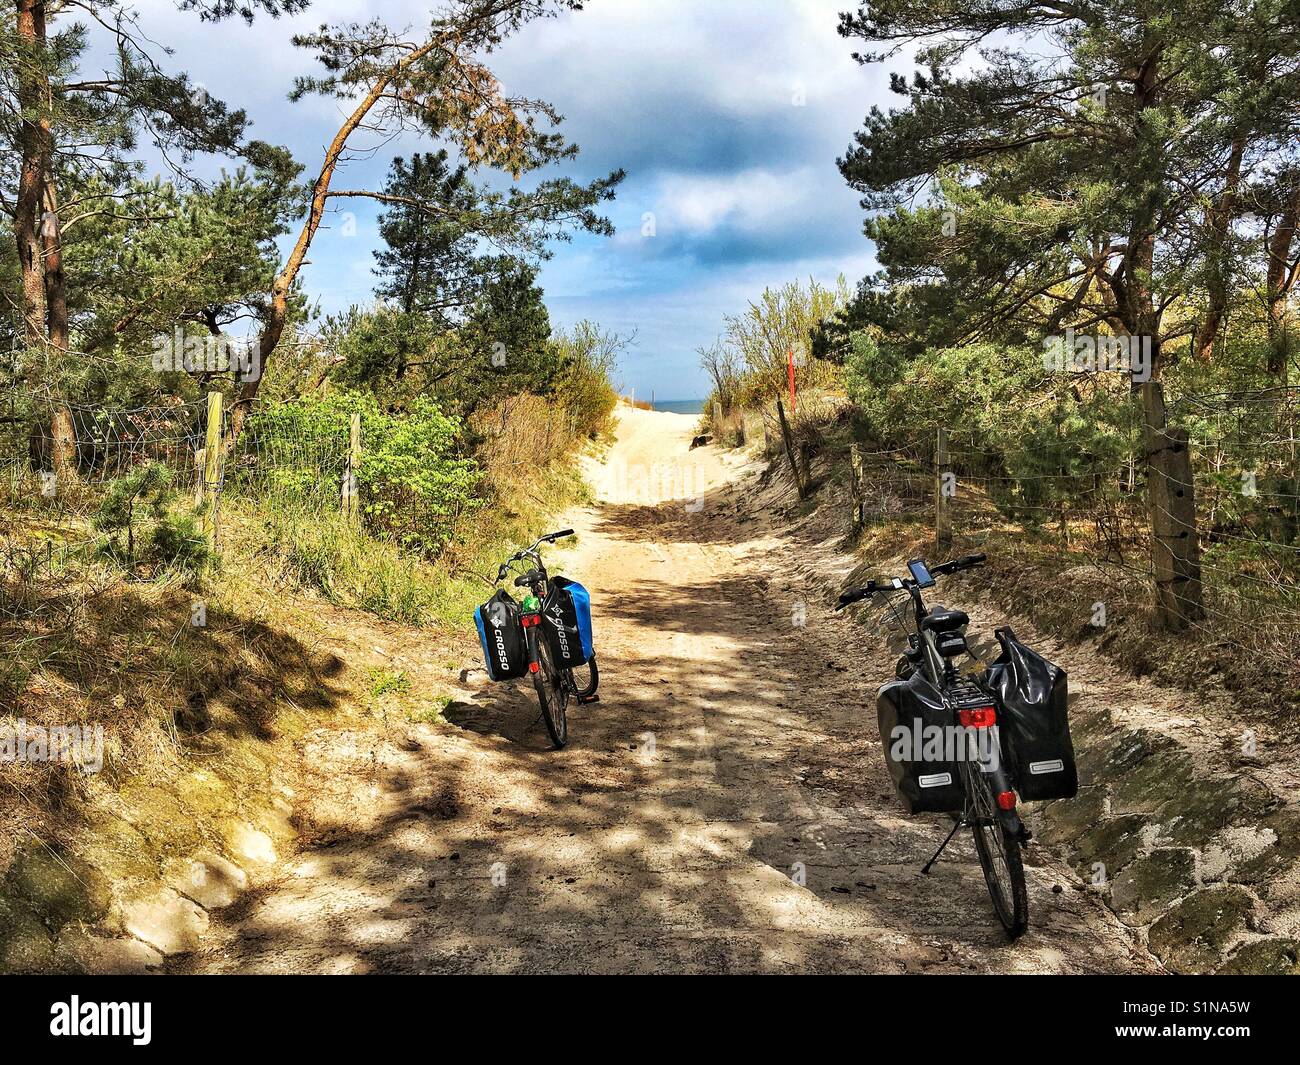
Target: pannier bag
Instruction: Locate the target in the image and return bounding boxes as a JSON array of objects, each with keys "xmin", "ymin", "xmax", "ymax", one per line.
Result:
[
  {"xmin": 984, "ymin": 627, "xmax": 1078, "ymax": 801},
  {"xmin": 474, "ymin": 589, "xmax": 529, "ymax": 681},
  {"xmin": 877, "ymin": 672, "xmax": 965, "ymax": 814},
  {"xmin": 542, "ymin": 576, "xmax": 594, "ymax": 668}
]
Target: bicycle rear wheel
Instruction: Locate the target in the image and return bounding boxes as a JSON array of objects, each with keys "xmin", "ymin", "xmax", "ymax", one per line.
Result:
[
  {"xmin": 534, "ymin": 636, "xmax": 569, "ymax": 748},
  {"xmin": 963, "ymin": 760, "xmax": 1028, "ymax": 939},
  {"xmin": 573, "ymin": 654, "xmax": 598, "ymax": 699}
]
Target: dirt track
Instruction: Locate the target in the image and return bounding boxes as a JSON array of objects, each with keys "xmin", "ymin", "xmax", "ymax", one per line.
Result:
[{"xmin": 182, "ymin": 407, "xmax": 1159, "ymax": 974}]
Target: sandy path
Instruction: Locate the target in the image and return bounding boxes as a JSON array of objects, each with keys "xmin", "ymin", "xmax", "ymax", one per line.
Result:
[{"xmin": 181, "ymin": 407, "xmax": 1157, "ymax": 974}]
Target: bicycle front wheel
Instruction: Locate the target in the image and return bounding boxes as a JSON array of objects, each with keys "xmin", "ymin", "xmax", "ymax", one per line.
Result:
[
  {"xmin": 533, "ymin": 635, "xmax": 569, "ymax": 748},
  {"xmin": 964, "ymin": 760, "xmax": 1028, "ymax": 939}
]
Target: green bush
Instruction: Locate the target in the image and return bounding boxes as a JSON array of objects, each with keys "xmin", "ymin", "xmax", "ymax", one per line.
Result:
[
  {"xmin": 241, "ymin": 392, "xmax": 480, "ymax": 557},
  {"xmin": 93, "ymin": 463, "xmax": 213, "ymax": 574},
  {"xmin": 845, "ymin": 336, "xmax": 1140, "ymax": 526}
]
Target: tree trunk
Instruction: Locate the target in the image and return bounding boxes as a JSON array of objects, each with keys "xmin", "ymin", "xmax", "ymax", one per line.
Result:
[
  {"xmin": 42, "ymin": 181, "xmax": 77, "ymax": 474},
  {"xmin": 14, "ymin": 0, "xmax": 76, "ymax": 476},
  {"xmin": 1141, "ymin": 382, "xmax": 1204, "ymax": 630},
  {"xmin": 224, "ymin": 37, "xmax": 440, "ymax": 452},
  {"xmin": 14, "ymin": 0, "xmax": 49, "ymax": 346},
  {"xmin": 1193, "ymin": 136, "xmax": 1244, "ymax": 362},
  {"xmin": 1265, "ymin": 182, "xmax": 1299, "ymax": 381}
]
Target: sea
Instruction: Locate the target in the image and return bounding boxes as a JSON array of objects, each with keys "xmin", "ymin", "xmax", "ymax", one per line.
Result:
[{"xmin": 651, "ymin": 399, "xmax": 706, "ymax": 415}]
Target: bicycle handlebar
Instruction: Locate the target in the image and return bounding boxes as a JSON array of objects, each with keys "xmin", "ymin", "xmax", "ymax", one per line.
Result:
[
  {"xmin": 495, "ymin": 530, "xmax": 576, "ymax": 582},
  {"xmin": 834, "ymin": 553, "xmax": 987, "ymax": 610}
]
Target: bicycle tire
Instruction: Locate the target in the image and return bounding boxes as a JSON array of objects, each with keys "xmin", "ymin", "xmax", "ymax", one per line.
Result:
[
  {"xmin": 574, "ymin": 654, "xmax": 599, "ymax": 699},
  {"xmin": 964, "ymin": 760, "xmax": 1029, "ymax": 939},
  {"xmin": 534, "ymin": 636, "xmax": 569, "ymax": 748}
]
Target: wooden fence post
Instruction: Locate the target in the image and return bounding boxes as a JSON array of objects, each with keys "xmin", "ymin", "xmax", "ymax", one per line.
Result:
[
  {"xmin": 201, "ymin": 391, "xmax": 222, "ymax": 544},
  {"xmin": 1142, "ymin": 382, "xmax": 1204, "ymax": 630},
  {"xmin": 935, "ymin": 426, "xmax": 953, "ymax": 549},
  {"xmin": 341, "ymin": 412, "xmax": 361, "ymax": 520},
  {"xmin": 776, "ymin": 398, "xmax": 806, "ymax": 499}
]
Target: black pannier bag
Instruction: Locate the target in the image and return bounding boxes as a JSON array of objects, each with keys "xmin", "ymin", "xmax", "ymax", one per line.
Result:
[
  {"xmin": 541, "ymin": 576, "xmax": 593, "ymax": 669},
  {"xmin": 877, "ymin": 672, "xmax": 965, "ymax": 814},
  {"xmin": 984, "ymin": 627, "xmax": 1078, "ymax": 801},
  {"xmin": 474, "ymin": 589, "xmax": 529, "ymax": 681}
]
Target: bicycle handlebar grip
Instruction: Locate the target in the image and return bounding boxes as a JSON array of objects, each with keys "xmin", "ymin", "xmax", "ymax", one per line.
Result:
[
  {"xmin": 836, "ymin": 584, "xmax": 874, "ymax": 610},
  {"xmin": 551, "ymin": 529, "xmax": 575, "ymax": 540},
  {"xmin": 497, "ymin": 565, "xmax": 508, "ymax": 582}
]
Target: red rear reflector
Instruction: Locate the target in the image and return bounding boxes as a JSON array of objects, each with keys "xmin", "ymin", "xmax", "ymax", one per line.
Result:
[
  {"xmin": 997, "ymin": 791, "xmax": 1017, "ymax": 811},
  {"xmin": 521, "ymin": 614, "xmax": 540, "ymax": 627},
  {"xmin": 959, "ymin": 706, "xmax": 997, "ymax": 728},
  {"xmin": 528, "ymin": 661, "xmax": 540, "ymax": 673}
]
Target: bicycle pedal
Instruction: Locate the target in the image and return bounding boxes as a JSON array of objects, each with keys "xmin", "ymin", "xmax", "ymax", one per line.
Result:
[{"xmin": 577, "ymin": 693, "xmax": 600, "ymax": 704}]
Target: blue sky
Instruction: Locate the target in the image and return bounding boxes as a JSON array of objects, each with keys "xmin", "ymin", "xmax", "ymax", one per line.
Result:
[{"xmin": 121, "ymin": 0, "xmax": 898, "ymax": 398}]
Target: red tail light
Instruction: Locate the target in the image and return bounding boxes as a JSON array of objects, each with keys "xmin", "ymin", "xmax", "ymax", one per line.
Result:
[
  {"xmin": 997, "ymin": 790, "xmax": 1017, "ymax": 811},
  {"xmin": 528, "ymin": 661, "xmax": 540, "ymax": 673},
  {"xmin": 958, "ymin": 706, "xmax": 997, "ymax": 728},
  {"xmin": 520, "ymin": 613, "xmax": 541, "ymax": 628}
]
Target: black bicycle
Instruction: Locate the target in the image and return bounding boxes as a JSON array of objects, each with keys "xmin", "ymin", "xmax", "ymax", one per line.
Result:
[
  {"xmin": 837, "ymin": 553, "xmax": 1030, "ymax": 939},
  {"xmin": 494, "ymin": 530, "xmax": 599, "ymax": 748}
]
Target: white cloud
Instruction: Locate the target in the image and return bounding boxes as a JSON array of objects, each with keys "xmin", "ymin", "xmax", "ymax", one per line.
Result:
[{"xmin": 651, "ymin": 167, "xmax": 819, "ymax": 236}]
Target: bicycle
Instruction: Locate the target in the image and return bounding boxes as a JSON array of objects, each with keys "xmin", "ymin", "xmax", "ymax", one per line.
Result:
[
  {"xmin": 493, "ymin": 529, "xmax": 599, "ymax": 748},
  {"xmin": 837, "ymin": 553, "xmax": 1030, "ymax": 939}
]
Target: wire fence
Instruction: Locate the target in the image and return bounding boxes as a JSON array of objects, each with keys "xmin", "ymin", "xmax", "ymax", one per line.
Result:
[
  {"xmin": 0, "ymin": 391, "xmax": 364, "ymax": 591},
  {"xmin": 827, "ymin": 389, "xmax": 1300, "ymax": 672}
]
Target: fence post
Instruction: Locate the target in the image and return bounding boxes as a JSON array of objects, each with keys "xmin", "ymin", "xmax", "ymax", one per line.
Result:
[
  {"xmin": 201, "ymin": 391, "xmax": 223, "ymax": 544},
  {"xmin": 935, "ymin": 426, "xmax": 953, "ymax": 549},
  {"xmin": 1142, "ymin": 382, "xmax": 1204, "ymax": 630},
  {"xmin": 341, "ymin": 412, "xmax": 361, "ymax": 521},
  {"xmin": 776, "ymin": 398, "xmax": 806, "ymax": 499}
]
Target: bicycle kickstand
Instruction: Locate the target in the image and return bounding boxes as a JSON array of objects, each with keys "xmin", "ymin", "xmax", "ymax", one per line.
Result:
[{"xmin": 921, "ymin": 818, "xmax": 964, "ymax": 875}]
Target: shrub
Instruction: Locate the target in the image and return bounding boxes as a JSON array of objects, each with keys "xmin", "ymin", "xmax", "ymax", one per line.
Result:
[
  {"xmin": 93, "ymin": 463, "xmax": 213, "ymax": 574},
  {"xmin": 240, "ymin": 392, "xmax": 479, "ymax": 557}
]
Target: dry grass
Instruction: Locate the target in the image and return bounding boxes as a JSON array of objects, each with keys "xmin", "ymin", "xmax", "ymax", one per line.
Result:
[{"xmin": 0, "ymin": 511, "xmax": 364, "ymax": 885}]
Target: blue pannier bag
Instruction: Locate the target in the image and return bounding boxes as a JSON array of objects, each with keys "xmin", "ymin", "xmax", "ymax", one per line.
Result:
[
  {"xmin": 543, "ymin": 576, "xmax": 594, "ymax": 668},
  {"xmin": 475, "ymin": 589, "xmax": 529, "ymax": 681}
]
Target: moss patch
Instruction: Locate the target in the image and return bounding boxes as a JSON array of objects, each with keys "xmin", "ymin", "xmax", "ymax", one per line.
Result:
[
  {"xmin": 3, "ymin": 843, "xmax": 111, "ymax": 930},
  {"xmin": 1148, "ymin": 885, "xmax": 1255, "ymax": 974},
  {"xmin": 1109, "ymin": 848, "xmax": 1196, "ymax": 926},
  {"xmin": 0, "ymin": 893, "xmax": 56, "ymax": 974},
  {"xmin": 1072, "ymin": 814, "xmax": 1149, "ymax": 876},
  {"xmin": 1216, "ymin": 937, "xmax": 1300, "ymax": 976}
]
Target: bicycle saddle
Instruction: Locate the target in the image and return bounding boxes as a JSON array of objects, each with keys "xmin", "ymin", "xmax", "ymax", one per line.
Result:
[{"xmin": 921, "ymin": 606, "xmax": 969, "ymax": 633}]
